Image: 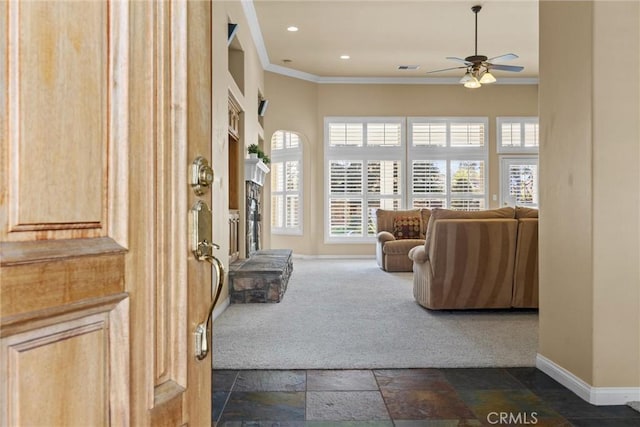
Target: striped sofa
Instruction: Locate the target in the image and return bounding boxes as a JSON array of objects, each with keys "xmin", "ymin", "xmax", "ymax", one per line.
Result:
[{"xmin": 408, "ymin": 206, "xmax": 539, "ymax": 310}]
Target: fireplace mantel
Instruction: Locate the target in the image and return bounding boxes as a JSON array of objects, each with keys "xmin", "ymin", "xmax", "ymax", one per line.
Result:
[{"xmin": 245, "ymin": 156, "xmax": 270, "ymax": 186}]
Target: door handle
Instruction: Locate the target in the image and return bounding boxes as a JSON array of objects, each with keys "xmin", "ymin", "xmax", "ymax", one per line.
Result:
[{"xmin": 194, "ymin": 251, "xmax": 225, "ymax": 360}]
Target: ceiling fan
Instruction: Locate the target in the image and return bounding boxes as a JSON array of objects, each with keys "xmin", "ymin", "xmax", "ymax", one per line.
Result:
[{"xmin": 427, "ymin": 5, "xmax": 524, "ymax": 88}]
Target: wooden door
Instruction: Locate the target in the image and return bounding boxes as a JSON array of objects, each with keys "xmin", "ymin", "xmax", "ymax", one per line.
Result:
[{"xmin": 0, "ymin": 1, "xmax": 213, "ymax": 425}]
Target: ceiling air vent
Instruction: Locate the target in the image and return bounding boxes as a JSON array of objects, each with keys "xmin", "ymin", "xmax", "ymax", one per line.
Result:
[{"xmin": 398, "ymin": 65, "xmax": 420, "ymax": 70}]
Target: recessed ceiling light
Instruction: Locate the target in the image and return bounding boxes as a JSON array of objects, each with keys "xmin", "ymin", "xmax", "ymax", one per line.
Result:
[
  {"xmin": 340, "ymin": 55, "xmax": 350, "ymax": 60},
  {"xmin": 287, "ymin": 26, "xmax": 299, "ymax": 32}
]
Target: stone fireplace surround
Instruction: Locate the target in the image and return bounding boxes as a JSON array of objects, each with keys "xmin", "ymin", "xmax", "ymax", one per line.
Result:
[
  {"xmin": 228, "ymin": 249, "xmax": 293, "ymax": 303},
  {"xmin": 230, "ymin": 159, "xmax": 293, "ymax": 303}
]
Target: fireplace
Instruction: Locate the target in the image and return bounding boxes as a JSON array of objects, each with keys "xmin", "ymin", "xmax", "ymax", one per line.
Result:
[{"xmin": 245, "ymin": 181, "xmax": 262, "ymax": 257}]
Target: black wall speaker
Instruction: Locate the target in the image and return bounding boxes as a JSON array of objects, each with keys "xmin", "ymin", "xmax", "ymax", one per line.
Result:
[
  {"xmin": 258, "ymin": 99, "xmax": 269, "ymax": 117},
  {"xmin": 228, "ymin": 23, "xmax": 238, "ymax": 45}
]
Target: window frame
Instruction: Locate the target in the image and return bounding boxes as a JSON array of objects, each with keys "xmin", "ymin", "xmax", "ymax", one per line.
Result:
[
  {"xmin": 496, "ymin": 117, "xmax": 539, "ymax": 154},
  {"xmin": 270, "ymin": 130, "xmax": 303, "ymax": 235},
  {"xmin": 407, "ymin": 117, "xmax": 489, "ymax": 211},
  {"xmin": 324, "ymin": 116, "xmax": 490, "ymax": 244},
  {"xmin": 324, "ymin": 117, "xmax": 406, "ymax": 243},
  {"xmin": 499, "ymin": 155, "xmax": 539, "ymax": 208}
]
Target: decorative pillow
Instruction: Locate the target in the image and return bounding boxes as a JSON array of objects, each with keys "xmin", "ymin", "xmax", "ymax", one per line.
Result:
[{"xmin": 392, "ymin": 215, "xmax": 422, "ymax": 240}]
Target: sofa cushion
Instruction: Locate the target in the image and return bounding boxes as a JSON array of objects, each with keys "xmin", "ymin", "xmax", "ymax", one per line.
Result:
[
  {"xmin": 424, "ymin": 207, "xmax": 516, "ymax": 251},
  {"xmin": 420, "ymin": 209, "xmax": 431, "ymax": 238},
  {"xmin": 515, "ymin": 206, "xmax": 539, "ymax": 218},
  {"xmin": 383, "ymin": 239, "xmax": 425, "ymax": 255},
  {"xmin": 393, "ymin": 215, "xmax": 422, "ymax": 239}
]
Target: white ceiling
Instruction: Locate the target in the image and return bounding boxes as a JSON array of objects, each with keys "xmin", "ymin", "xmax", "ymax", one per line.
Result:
[{"xmin": 248, "ymin": 0, "xmax": 539, "ymax": 83}]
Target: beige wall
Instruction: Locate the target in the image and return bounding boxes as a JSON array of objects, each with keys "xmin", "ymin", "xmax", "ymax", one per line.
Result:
[
  {"xmin": 265, "ymin": 77, "xmax": 538, "ymax": 255},
  {"xmin": 262, "ymin": 73, "xmax": 319, "ymax": 255},
  {"xmin": 539, "ymin": 0, "xmax": 640, "ymax": 388}
]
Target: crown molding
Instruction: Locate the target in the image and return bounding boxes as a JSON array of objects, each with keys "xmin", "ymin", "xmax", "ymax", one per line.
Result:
[{"xmin": 244, "ymin": 0, "xmax": 539, "ymax": 86}]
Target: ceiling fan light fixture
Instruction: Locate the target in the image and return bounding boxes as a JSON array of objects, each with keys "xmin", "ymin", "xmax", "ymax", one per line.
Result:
[
  {"xmin": 479, "ymin": 71, "xmax": 496, "ymax": 84},
  {"xmin": 459, "ymin": 71, "xmax": 474, "ymax": 83},
  {"xmin": 464, "ymin": 78, "xmax": 482, "ymax": 89}
]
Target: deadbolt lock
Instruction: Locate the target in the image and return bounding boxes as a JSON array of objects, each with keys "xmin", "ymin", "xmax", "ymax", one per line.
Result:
[{"xmin": 190, "ymin": 156, "xmax": 214, "ymax": 195}]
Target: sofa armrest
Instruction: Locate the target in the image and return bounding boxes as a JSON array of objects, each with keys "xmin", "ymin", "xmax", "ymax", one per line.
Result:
[
  {"xmin": 408, "ymin": 245, "xmax": 428, "ymax": 264},
  {"xmin": 377, "ymin": 231, "xmax": 396, "ymax": 243}
]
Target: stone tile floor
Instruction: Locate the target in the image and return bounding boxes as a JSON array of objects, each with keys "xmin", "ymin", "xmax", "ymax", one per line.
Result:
[{"xmin": 212, "ymin": 368, "xmax": 640, "ymax": 426}]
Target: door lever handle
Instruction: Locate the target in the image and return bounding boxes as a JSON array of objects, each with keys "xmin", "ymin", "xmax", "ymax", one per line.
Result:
[{"xmin": 194, "ymin": 252, "xmax": 225, "ymax": 360}]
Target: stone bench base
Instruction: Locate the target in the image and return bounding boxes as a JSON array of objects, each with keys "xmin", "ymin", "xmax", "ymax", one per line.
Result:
[{"xmin": 228, "ymin": 249, "xmax": 293, "ymax": 303}]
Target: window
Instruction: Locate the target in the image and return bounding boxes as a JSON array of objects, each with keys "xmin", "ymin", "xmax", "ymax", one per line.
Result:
[
  {"xmin": 500, "ymin": 157, "xmax": 539, "ymax": 208},
  {"xmin": 325, "ymin": 118, "xmax": 405, "ymax": 242},
  {"xmin": 325, "ymin": 117, "xmax": 488, "ymax": 243},
  {"xmin": 497, "ymin": 117, "xmax": 539, "ymax": 153},
  {"xmin": 408, "ymin": 117, "xmax": 488, "ymax": 211},
  {"xmin": 271, "ymin": 131, "xmax": 302, "ymax": 234},
  {"xmin": 497, "ymin": 117, "xmax": 539, "ymax": 208}
]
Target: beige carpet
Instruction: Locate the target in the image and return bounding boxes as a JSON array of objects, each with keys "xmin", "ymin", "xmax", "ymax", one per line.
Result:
[{"xmin": 212, "ymin": 258, "xmax": 538, "ymax": 369}]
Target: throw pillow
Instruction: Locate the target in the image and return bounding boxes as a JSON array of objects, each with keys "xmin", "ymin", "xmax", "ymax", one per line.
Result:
[{"xmin": 393, "ymin": 215, "xmax": 422, "ymax": 240}]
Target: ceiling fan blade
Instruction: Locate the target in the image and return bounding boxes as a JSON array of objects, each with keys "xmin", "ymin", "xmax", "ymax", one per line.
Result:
[
  {"xmin": 426, "ymin": 66, "xmax": 468, "ymax": 74},
  {"xmin": 446, "ymin": 57, "xmax": 472, "ymax": 65},
  {"xmin": 487, "ymin": 53, "xmax": 519, "ymax": 63},
  {"xmin": 486, "ymin": 63, "xmax": 524, "ymax": 72}
]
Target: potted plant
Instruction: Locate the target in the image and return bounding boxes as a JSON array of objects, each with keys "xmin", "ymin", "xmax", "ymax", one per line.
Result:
[
  {"xmin": 247, "ymin": 144, "xmax": 270, "ymax": 165},
  {"xmin": 248, "ymin": 144, "xmax": 260, "ymax": 158}
]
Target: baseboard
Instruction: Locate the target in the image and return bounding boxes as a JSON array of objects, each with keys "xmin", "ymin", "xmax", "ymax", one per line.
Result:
[
  {"xmin": 293, "ymin": 254, "xmax": 375, "ymax": 260},
  {"xmin": 536, "ymin": 354, "xmax": 640, "ymax": 405},
  {"xmin": 212, "ymin": 296, "xmax": 230, "ymax": 322}
]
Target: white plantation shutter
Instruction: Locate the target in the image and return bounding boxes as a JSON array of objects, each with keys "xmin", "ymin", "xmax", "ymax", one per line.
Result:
[
  {"xmin": 271, "ymin": 195, "xmax": 284, "ymax": 228},
  {"xmin": 329, "ymin": 161, "xmax": 364, "ymax": 237},
  {"xmin": 411, "ymin": 160, "xmax": 447, "ymax": 208},
  {"xmin": 450, "ymin": 122, "xmax": 485, "ymax": 147},
  {"xmin": 408, "ymin": 117, "xmax": 487, "ymax": 210},
  {"xmin": 500, "ymin": 157, "xmax": 539, "ymax": 207},
  {"xmin": 285, "ymin": 195, "xmax": 299, "ymax": 228},
  {"xmin": 497, "ymin": 118, "xmax": 539, "ymax": 153},
  {"xmin": 523, "ymin": 123, "xmax": 539, "ymax": 148},
  {"xmin": 450, "ymin": 160, "xmax": 485, "ymax": 211},
  {"xmin": 325, "ymin": 117, "xmax": 492, "ymax": 241},
  {"xmin": 367, "ymin": 160, "xmax": 400, "ymax": 196},
  {"xmin": 330, "ymin": 161, "xmax": 363, "ymax": 194},
  {"xmin": 271, "ymin": 162, "xmax": 284, "ymax": 192},
  {"xmin": 508, "ymin": 164, "xmax": 538, "ymax": 205},
  {"xmin": 450, "ymin": 160, "xmax": 485, "ymax": 194},
  {"xmin": 329, "ymin": 123, "xmax": 363, "ymax": 147},
  {"xmin": 411, "ymin": 122, "xmax": 447, "ymax": 147},
  {"xmin": 325, "ymin": 117, "xmax": 405, "ymax": 241},
  {"xmin": 286, "ymin": 161, "xmax": 299, "ymax": 191},
  {"xmin": 500, "ymin": 122, "xmax": 521, "ymax": 148},
  {"xmin": 497, "ymin": 118, "xmax": 539, "ymax": 207},
  {"xmin": 271, "ymin": 132, "xmax": 285, "ymax": 151},
  {"xmin": 271, "ymin": 131, "xmax": 303, "ymax": 234},
  {"xmin": 367, "ymin": 123, "xmax": 402, "ymax": 147},
  {"xmin": 328, "ymin": 161, "xmax": 364, "ymax": 237}
]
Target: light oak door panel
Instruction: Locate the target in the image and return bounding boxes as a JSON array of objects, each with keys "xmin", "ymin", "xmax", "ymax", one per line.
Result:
[{"xmin": 1, "ymin": 299, "xmax": 129, "ymax": 426}]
